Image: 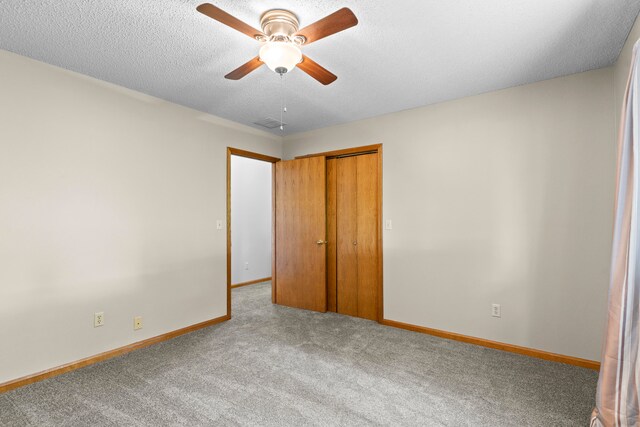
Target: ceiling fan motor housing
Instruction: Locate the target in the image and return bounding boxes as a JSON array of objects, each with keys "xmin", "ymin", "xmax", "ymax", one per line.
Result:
[{"xmin": 259, "ymin": 10, "xmax": 305, "ymax": 44}]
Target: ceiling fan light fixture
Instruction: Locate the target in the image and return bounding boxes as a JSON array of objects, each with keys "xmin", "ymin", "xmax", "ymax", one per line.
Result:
[
  {"xmin": 259, "ymin": 42, "xmax": 302, "ymax": 74},
  {"xmin": 197, "ymin": 4, "xmax": 357, "ymax": 84}
]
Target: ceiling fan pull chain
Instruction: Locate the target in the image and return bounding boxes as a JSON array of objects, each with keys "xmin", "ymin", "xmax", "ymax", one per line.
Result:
[
  {"xmin": 280, "ymin": 73, "xmax": 284, "ymax": 131},
  {"xmin": 283, "ymin": 74, "xmax": 287, "ymax": 114},
  {"xmin": 280, "ymin": 73, "xmax": 288, "ymax": 131}
]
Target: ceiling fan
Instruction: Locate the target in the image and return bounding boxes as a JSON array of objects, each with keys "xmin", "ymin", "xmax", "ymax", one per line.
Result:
[{"xmin": 196, "ymin": 4, "xmax": 358, "ymax": 85}]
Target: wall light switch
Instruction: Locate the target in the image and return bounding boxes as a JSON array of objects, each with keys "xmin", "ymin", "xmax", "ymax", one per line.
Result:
[
  {"xmin": 216, "ymin": 220, "xmax": 224, "ymax": 230},
  {"xmin": 385, "ymin": 220, "xmax": 393, "ymax": 230}
]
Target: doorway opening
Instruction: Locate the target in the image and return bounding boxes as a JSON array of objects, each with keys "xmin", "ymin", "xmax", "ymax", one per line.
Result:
[{"xmin": 226, "ymin": 148, "xmax": 280, "ymax": 317}]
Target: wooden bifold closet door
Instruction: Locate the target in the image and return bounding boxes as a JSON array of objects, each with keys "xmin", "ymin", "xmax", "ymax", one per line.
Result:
[{"xmin": 327, "ymin": 153, "xmax": 379, "ymax": 320}]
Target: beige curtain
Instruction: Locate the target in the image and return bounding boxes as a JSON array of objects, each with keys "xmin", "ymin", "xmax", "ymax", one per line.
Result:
[{"xmin": 591, "ymin": 40, "xmax": 640, "ymax": 427}]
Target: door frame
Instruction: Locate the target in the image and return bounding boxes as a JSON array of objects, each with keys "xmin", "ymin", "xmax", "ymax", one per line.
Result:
[
  {"xmin": 226, "ymin": 147, "xmax": 280, "ymax": 318},
  {"xmin": 295, "ymin": 144, "xmax": 384, "ymax": 322}
]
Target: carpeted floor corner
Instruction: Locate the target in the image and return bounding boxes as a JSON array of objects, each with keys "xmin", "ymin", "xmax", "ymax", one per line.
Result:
[{"xmin": 0, "ymin": 282, "xmax": 597, "ymax": 426}]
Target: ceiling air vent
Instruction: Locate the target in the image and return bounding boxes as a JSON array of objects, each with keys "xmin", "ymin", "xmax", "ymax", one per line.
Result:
[{"xmin": 253, "ymin": 117, "xmax": 286, "ymax": 129}]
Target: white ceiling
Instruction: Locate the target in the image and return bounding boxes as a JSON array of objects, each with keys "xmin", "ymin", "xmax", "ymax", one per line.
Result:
[{"xmin": 1, "ymin": 1, "xmax": 639, "ymax": 135}]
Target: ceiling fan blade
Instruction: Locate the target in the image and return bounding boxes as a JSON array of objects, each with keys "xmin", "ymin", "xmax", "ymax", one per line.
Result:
[
  {"xmin": 197, "ymin": 3, "xmax": 265, "ymax": 40},
  {"xmin": 297, "ymin": 55, "xmax": 337, "ymax": 85},
  {"xmin": 295, "ymin": 8, "xmax": 358, "ymax": 45},
  {"xmin": 225, "ymin": 57, "xmax": 263, "ymax": 80}
]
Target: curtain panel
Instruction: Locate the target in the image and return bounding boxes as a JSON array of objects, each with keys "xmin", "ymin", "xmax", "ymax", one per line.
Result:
[{"xmin": 592, "ymin": 40, "xmax": 640, "ymax": 427}]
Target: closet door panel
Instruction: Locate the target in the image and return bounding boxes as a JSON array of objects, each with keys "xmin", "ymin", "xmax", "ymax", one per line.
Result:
[
  {"xmin": 336, "ymin": 156, "xmax": 358, "ymax": 316},
  {"xmin": 326, "ymin": 158, "xmax": 338, "ymax": 312},
  {"xmin": 356, "ymin": 153, "xmax": 379, "ymax": 320}
]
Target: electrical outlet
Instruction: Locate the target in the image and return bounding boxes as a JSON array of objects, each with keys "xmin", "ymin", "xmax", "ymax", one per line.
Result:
[
  {"xmin": 491, "ymin": 304, "xmax": 501, "ymax": 318},
  {"xmin": 94, "ymin": 312, "xmax": 105, "ymax": 327},
  {"xmin": 134, "ymin": 316, "xmax": 143, "ymax": 330},
  {"xmin": 385, "ymin": 220, "xmax": 393, "ymax": 230},
  {"xmin": 244, "ymin": 262, "xmax": 249, "ymax": 270}
]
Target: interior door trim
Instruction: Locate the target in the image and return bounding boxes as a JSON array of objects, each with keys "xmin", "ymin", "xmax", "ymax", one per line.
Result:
[
  {"xmin": 294, "ymin": 144, "xmax": 382, "ymax": 160},
  {"xmin": 227, "ymin": 147, "xmax": 280, "ymax": 319}
]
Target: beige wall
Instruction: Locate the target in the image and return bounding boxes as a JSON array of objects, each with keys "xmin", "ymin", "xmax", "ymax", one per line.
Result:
[
  {"xmin": 0, "ymin": 50, "xmax": 281, "ymax": 384},
  {"xmin": 284, "ymin": 68, "xmax": 616, "ymax": 361},
  {"xmin": 615, "ymin": 13, "xmax": 640, "ymax": 137},
  {"xmin": 4, "ymin": 19, "xmax": 636, "ymax": 382}
]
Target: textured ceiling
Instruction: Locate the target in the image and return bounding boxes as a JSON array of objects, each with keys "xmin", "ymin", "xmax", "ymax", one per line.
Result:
[{"xmin": 1, "ymin": 1, "xmax": 639, "ymax": 135}]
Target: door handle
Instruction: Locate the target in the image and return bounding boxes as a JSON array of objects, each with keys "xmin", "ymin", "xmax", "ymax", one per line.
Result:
[{"xmin": 316, "ymin": 240, "xmax": 328, "ymax": 245}]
